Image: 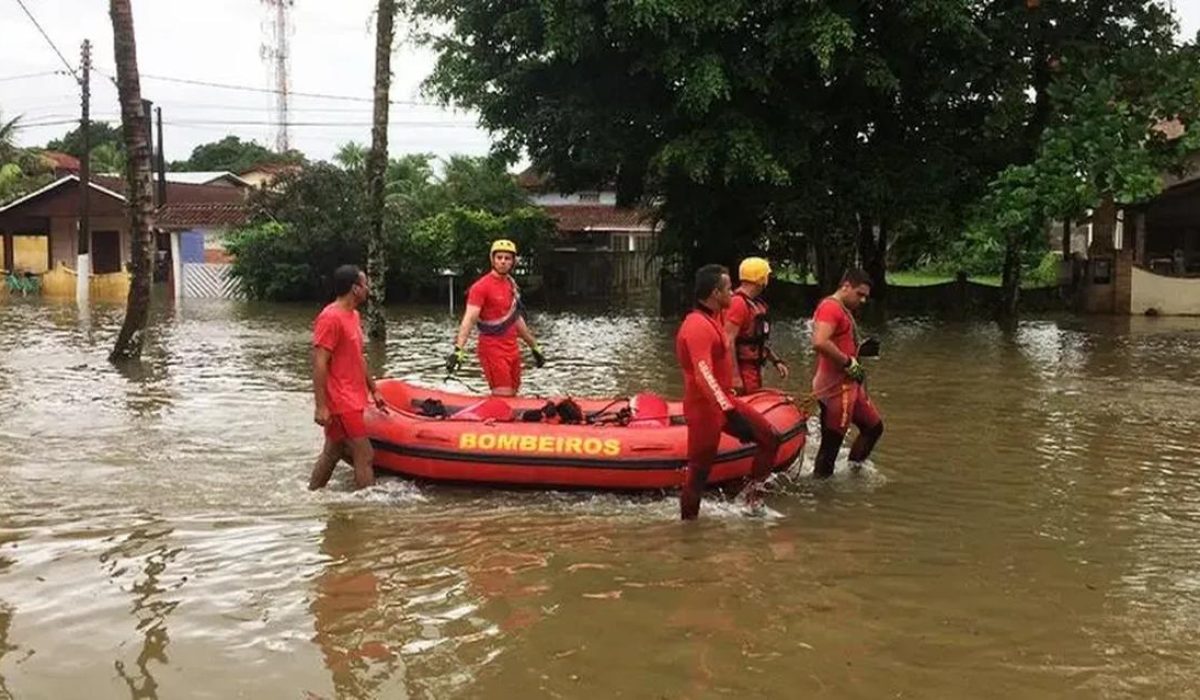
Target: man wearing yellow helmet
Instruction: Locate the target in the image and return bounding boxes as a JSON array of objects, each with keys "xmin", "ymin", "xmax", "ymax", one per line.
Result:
[
  {"xmin": 724, "ymin": 256, "xmax": 789, "ymax": 394},
  {"xmin": 446, "ymin": 239, "xmax": 545, "ymax": 395}
]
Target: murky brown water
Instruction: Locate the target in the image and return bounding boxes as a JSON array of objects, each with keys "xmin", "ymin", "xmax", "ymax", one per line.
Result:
[{"xmin": 2, "ymin": 296, "xmax": 1199, "ymax": 699}]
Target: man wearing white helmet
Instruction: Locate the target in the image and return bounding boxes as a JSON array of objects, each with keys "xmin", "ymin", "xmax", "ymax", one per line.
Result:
[
  {"xmin": 725, "ymin": 256, "xmax": 789, "ymax": 394},
  {"xmin": 446, "ymin": 238, "xmax": 545, "ymax": 395}
]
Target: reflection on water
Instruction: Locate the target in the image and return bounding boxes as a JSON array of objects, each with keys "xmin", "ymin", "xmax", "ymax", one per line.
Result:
[{"xmin": 1, "ymin": 297, "xmax": 1199, "ymax": 698}]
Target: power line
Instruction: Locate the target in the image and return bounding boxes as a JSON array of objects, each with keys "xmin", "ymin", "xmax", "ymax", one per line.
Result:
[
  {"xmin": 11, "ymin": 0, "xmax": 80, "ymax": 82},
  {"xmin": 0, "ymin": 70, "xmax": 68, "ymax": 83},
  {"xmin": 164, "ymin": 118, "xmax": 479, "ymax": 128},
  {"xmin": 105, "ymin": 71, "xmax": 440, "ymax": 107}
]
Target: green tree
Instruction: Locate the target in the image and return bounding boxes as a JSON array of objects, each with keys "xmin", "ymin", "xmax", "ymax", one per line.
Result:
[
  {"xmin": 407, "ymin": 0, "xmax": 993, "ymax": 297},
  {"xmin": 227, "ymin": 155, "xmax": 554, "ymax": 302},
  {"xmin": 1, "ymin": 111, "xmax": 22, "ymax": 164},
  {"xmin": 89, "ymin": 141, "xmax": 126, "ymax": 175},
  {"xmin": 46, "ymin": 121, "xmax": 124, "ymax": 159},
  {"xmin": 971, "ymin": 0, "xmax": 1188, "ymax": 317},
  {"xmin": 171, "ymin": 135, "xmax": 304, "ymax": 173}
]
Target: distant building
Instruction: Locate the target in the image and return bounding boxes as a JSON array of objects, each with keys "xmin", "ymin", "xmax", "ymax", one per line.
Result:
[
  {"xmin": 517, "ymin": 167, "xmax": 660, "ymax": 299},
  {"xmin": 0, "ymin": 174, "xmax": 246, "ymax": 300},
  {"xmin": 1066, "ymin": 149, "xmax": 1200, "ymax": 315},
  {"xmin": 237, "ymin": 162, "xmax": 302, "ymax": 189}
]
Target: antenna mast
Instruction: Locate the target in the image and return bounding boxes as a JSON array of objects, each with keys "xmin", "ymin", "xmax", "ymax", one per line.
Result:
[{"xmin": 261, "ymin": 0, "xmax": 293, "ymax": 152}]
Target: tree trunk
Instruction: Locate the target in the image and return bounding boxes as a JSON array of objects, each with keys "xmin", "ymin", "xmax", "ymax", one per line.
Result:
[
  {"xmin": 108, "ymin": 0, "xmax": 155, "ymax": 363},
  {"xmin": 998, "ymin": 229, "xmax": 1025, "ymax": 320},
  {"xmin": 857, "ymin": 215, "xmax": 888, "ymax": 304},
  {"xmin": 365, "ymin": 0, "xmax": 395, "ymax": 341}
]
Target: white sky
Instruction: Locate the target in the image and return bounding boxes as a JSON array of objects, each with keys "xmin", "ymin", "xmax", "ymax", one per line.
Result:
[{"xmin": 2, "ymin": 0, "xmax": 1199, "ymax": 167}]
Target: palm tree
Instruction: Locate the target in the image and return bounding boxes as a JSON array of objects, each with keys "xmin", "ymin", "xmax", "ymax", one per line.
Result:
[
  {"xmin": 365, "ymin": 0, "xmax": 396, "ymax": 341},
  {"xmin": 334, "ymin": 141, "xmax": 367, "ymax": 172},
  {"xmin": 108, "ymin": 0, "xmax": 155, "ymax": 362},
  {"xmin": 0, "ymin": 112, "xmax": 21, "ymax": 164}
]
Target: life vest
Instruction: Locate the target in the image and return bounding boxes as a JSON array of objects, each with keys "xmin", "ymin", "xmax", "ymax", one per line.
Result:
[
  {"xmin": 733, "ymin": 291, "xmax": 770, "ymax": 365},
  {"xmin": 476, "ymin": 275, "xmax": 526, "ymax": 337}
]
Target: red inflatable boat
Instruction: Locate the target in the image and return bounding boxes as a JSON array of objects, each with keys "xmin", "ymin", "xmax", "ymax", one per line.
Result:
[{"xmin": 365, "ymin": 379, "xmax": 809, "ymax": 490}]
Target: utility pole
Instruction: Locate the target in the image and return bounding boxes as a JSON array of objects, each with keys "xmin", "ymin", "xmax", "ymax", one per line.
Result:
[
  {"xmin": 155, "ymin": 106, "xmax": 165, "ymax": 207},
  {"xmin": 77, "ymin": 39, "xmax": 92, "ymax": 306}
]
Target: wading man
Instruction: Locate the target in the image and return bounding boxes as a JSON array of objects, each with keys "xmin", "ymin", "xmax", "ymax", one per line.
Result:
[
  {"xmin": 446, "ymin": 239, "xmax": 545, "ymax": 396},
  {"xmin": 676, "ymin": 264, "xmax": 780, "ymax": 520},
  {"xmin": 810, "ymin": 268, "xmax": 884, "ymax": 478},
  {"xmin": 726, "ymin": 256, "xmax": 789, "ymax": 394},
  {"xmin": 309, "ymin": 265, "xmax": 387, "ymax": 491}
]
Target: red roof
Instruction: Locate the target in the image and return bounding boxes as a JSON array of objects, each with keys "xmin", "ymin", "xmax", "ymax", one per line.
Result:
[
  {"xmin": 92, "ymin": 175, "xmax": 246, "ymax": 204},
  {"xmin": 156, "ymin": 202, "xmax": 248, "ymax": 230},
  {"xmin": 239, "ymin": 162, "xmax": 302, "ymax": 176},
  {"xmin": 543, "ymin": 204, "xmax": 654, "ymax": 233},
  {"xmin": 40, "ymin": 150, "xmax": 81, "ymax": 172}
]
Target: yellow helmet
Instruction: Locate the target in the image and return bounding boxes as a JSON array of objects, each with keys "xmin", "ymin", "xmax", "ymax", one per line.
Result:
[
  {"xmin": 738, "ymin": 257, "xmax": 771, "ymax": 285},
  {"xmin": 490, "ymin": 239, "xmax": 518, "ymax": 256}
]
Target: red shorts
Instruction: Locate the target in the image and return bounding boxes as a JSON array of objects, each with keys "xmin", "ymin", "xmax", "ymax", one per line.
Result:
[
  {"xmin": 324, "ymin": 410, "xmax": 367, "ymax": 442},
  {"xmin": 818, "ymin": 382, "xmax": 881, "ymax": 436},
  {"xmin": 479, "ymin": 348, "xmax": 522, "ymax": 393},
  {"xmin": 737, "ymin": 362, "xmax": 763, "ymax": 394}
]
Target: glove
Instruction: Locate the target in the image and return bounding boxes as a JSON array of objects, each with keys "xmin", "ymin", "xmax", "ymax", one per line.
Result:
[
  {"xmin": 723, "ymin": 408, "xmax": 756, "ymax": 444},
  {"xmin": 844, "ymin": 356, "xmax": 865, "ymax": 383},
  {"xmin": 531, "ymin": 345, "xmax": 546, "ymax": 368},
  {"xmin": 445, "ymin": 346, "xmax": 466, "ymax": 375}
]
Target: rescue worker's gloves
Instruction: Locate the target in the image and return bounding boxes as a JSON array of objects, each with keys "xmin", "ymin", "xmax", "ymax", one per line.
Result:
[
  {"xmin": 844, "ymin": 356, "xmax": 865, "ymax": 383},
  {"xmin": 723, "ymin": 408, "xmax": 756, "ymax": 444},
  {"xmin": 445, "ymin": 346, "xmax": 467, "ymax": 375},
  {"xmin": 531, "ymin": 345, "xmax": 546, "ymax": 368}
]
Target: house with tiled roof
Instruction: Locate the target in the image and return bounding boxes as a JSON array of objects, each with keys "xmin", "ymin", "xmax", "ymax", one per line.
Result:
[
  {"xmin": 516, "ymin": 167, "xmax": 660, "ymax": 298},
  {"xmin": 0, "ymin": 173, "xmax": 249, "ymax": 300}
]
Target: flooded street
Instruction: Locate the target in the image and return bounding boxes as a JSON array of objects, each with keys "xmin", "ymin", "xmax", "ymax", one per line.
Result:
[{"xmin": 2, "ymin": 297, "xmax": 1199, "ymax": 699}]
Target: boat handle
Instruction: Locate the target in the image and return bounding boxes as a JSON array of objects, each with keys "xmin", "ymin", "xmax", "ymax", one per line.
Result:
[
  {"xmin": 630, "ymin": 444, "xmax": 671, "ymax": 452},
  {"xmin": 414, "ymin": 430, "xmax": 453, "ymax": 444}
]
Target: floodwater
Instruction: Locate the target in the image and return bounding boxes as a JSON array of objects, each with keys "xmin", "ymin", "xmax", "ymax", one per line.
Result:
[{"xmin": 1, "ymin": 296, "xmax": 1199, "ymax": 699}]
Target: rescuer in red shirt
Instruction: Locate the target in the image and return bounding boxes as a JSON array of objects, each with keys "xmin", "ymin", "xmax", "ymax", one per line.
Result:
[
  {"xmin": 810, "ymin": 268, "xmax": 883, "ymax": 478},
  {"xmin": 676, "ymin": 264, "xmax": 781, "ymax": 520},
  {"xmin": 446, "ymin": 239, "xmax": 545, "ymax": 395},
  {"xmin": 725, "ymin": 256, "xmax": 789, "ymax": 394},
  {"xmin": 309, "ymin": 264, "xmax": 388, "ymax": 491}
]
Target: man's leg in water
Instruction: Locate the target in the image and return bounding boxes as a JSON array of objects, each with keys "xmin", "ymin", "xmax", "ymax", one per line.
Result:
[
  {"xmin": 847, "ymin": 389, "xmax": 883, "ymax": 467},
  {"xmin": 346, "ymin": 436, "xmax": 376, "ymax": 490},
  {"xmin": 727, "ymin": 398, "xmax": 780, "ymax": 501},
  {"xmin": 681, "ymin": 408, "xmax": 721, "ymax": 520},
  {"xmin": 814, "ymin": 381, "xmax": 856, "ymax": 478},
  {"xmin": 309, "ymin": 437, "xmax": 342, "ymax": 490}
]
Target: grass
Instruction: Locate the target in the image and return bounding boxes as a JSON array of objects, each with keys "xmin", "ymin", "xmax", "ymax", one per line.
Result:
[
  {"xmin": 780, "ymin": 270, "xmax": 1041, "ymax": 288},
  {"xmin": 782, "ymin": 270, "xmax": 1002, "ymax": 287}
]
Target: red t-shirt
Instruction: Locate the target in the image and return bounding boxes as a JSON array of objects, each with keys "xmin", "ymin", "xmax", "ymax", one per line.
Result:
[
  {"xmin": 675, "ymin": 307, "xmax": 734, "ymax": 413},
  {"xmin": 811, "ymin": 298, "xmax": 857, "ymax": 399},
  {"xmin": 467, "ymin": 272, "xmax": 520, "ymax": 352},
  {"xmin": 313, "ymin": 303, "xmax": 367, "ymax": 414}
]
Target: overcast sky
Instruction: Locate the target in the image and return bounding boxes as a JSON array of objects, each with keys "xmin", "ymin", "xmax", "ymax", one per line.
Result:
[{"xmin": 3, "ymin": 0, "xmax": 1200, "ymax": 168}]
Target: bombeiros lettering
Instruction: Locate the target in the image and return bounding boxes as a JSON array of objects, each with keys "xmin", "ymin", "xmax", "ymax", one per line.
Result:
[{"xmin": 458, "ymin": 432, "xmax": 620, "ymax": 456}]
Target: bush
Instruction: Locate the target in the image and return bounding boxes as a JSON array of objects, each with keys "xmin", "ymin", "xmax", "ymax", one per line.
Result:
[{"xmin": 226, "ymin": 157, "xmax": 555, "ymax": 302}]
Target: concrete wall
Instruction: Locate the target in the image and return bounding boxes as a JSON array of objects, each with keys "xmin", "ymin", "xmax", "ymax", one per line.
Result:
[
  {"xmin": 1082, "ymin": 250, "xmax": 1132, "ymax": 314},
  {"xmin": 40, "ymin": 261, "xmax": 130, "ymax": 301},
  {"xmin": 1130, "ymin": 267, "xmax": 1200, "ymax": 316},
  {"xmin": 49, "ymin": 215, "xmax": 129, "ymax": 268}
]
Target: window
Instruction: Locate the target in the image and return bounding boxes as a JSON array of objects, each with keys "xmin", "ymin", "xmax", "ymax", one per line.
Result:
[
  {"xmin": 12, "ymin": 234, "xmax": 49, "ymax": 274},
  {"xmin": 611, "ymin": 234, "xmax": 631, "ymax": 251}
]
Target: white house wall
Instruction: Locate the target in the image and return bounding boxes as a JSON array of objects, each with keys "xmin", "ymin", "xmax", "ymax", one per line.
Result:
[
  {"xmin": 1131, "ymin": 266, "xmax": 1200, "ymax": 315},
  {"xmin": 529, "ymin": 192, "xmax": 618, "ymax": 206}
]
